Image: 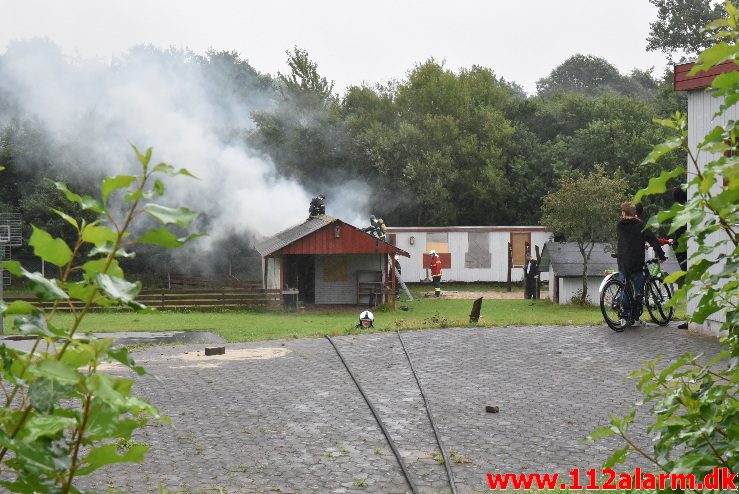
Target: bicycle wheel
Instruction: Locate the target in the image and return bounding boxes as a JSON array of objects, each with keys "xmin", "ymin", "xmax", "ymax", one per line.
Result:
[
  {"xmin": 600, "ymin": 278, "xmax": 629, "ymax": 332},
  {"xmin": 646, "ymin": 279, "xmax": 674, "ymax": 325}
]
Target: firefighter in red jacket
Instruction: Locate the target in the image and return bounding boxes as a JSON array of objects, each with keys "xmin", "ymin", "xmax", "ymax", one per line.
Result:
[{"xmin": 429, "ymin": 250, "xmax": 442, "ymax": 297}]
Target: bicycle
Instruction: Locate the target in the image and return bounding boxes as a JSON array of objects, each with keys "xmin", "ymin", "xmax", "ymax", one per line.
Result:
[{"xmin": 599, "ymin": 258, "xmax": 675, "ymax": 332}]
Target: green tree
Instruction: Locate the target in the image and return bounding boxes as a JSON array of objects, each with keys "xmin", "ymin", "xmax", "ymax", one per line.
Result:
[
  {"xmin": 343, "ymin": 61, "xmax": 519, "ymax": 226},
  {"xmin": 647, "ymin": 0, "xmax": 726, "ymax": 63},
  {"xmin": 249, "ymin": 47, "xmax": 348, "ymax": 192},
  {"xmin": 278, "ymin": 46, "xmax": 335, "ymax": 103},
  {"xmin": 541, "ymin": 168, "xmax": 629, "ymax": 304},
  {"xmin": 536, "ymin": 54, "xmax": 624, "ymax": 96}
]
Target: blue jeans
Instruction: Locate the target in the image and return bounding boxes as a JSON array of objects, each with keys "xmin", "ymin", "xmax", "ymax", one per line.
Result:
[{"xmin": 619, "ymin": 271, "xmax": 646, "ymax": 320}]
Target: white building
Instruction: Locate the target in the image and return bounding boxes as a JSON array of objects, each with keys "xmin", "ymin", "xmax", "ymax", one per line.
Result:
[
  {"xmin": 539, "ymin": 242, "xmax": 680, "ymax": 305},
  {"xmin": 675, "ymin": 61, "xmax": 737, "ymax": 336},
  {"xmin": 386, "ymin": 226, "xmax": 551, "ymax": 283}
]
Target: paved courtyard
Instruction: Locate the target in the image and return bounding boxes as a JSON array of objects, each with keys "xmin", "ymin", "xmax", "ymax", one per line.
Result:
[{"xmin": 83, "ymin": 324, "xmax": 723, "ymax": 493}]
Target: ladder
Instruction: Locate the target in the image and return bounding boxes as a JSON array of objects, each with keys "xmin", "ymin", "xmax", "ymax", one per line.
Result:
[{"xmin": 394, "ymin": 267, "xmax": 413, "ymax": 301}]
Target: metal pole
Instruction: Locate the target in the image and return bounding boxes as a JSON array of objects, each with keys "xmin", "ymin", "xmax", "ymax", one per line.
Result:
[{"xmin": 0, "ymin": 267, "xmax": 4, "ymax": 335}]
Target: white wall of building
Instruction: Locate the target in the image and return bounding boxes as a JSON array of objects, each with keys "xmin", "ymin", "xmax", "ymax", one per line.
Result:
[
  {"xmin": 557, "ymin": 277, "xmax": 602, "ymax": 306},
  {"xmin": 389, "ymin": 227, "xmax": 552, "ymax": 282},
  {"xmin": 686, "ymin": 89, "xmax": 737, "ymax": 336}
]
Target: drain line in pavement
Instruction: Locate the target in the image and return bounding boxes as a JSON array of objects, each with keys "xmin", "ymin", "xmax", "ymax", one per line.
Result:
[
  {"xmin": 325, "ymin": 335, "xmax": 420, "ymax": 494},
  {"xmin": 396, "ymin": 330, "xmax": 458, "ymax": 494}
]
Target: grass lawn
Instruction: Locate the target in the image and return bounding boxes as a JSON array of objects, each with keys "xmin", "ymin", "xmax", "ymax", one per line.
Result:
[{"xmin": 2, "ymin": 295, "xmax": 686, "ymax": 343}]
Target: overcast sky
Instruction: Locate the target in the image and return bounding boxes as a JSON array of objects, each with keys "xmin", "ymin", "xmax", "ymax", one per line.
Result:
[{"xmin": 1, "ymin": 0, "xmax": 668, "ymax": 95}]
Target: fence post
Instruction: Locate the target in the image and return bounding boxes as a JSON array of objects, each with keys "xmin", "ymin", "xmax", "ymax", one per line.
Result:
[
  {"xmin": 534, "ymin": 244, "xmax": 542, "ymax": 300},
  {"xmin": 506, "ymin": 242, "xmax": 512, "ymax": 292}
]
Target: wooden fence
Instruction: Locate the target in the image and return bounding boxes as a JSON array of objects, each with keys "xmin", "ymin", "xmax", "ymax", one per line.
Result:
[{"xmin": 2, "ymin": 287, "xmax": 282, "ymax": 312}]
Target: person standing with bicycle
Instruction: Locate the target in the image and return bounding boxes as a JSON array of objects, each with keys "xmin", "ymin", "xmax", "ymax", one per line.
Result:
[{"xmin": 617, "ymin": 202, "xmax": 667, "ymax": 324}]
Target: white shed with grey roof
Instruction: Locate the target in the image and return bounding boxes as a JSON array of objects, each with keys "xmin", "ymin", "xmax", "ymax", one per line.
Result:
[{"xmin": 540, "ymin": 241, "xmax": 679, "ymax": 305}]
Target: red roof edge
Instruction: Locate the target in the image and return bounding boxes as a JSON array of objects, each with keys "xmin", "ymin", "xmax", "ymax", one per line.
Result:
[{"xmin": 674, "ymin": 60, "xmax": 737, "ymax": 91}]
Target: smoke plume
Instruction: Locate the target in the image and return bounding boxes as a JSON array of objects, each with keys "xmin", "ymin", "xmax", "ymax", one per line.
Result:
[{"xmin": 0, "ymin": 39, "xmax": 371, "ymax": 276}]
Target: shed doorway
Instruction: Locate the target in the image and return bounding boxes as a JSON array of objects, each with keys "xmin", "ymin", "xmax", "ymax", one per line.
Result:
[{"xmin": 284, "ymin": 255, "xmax": 315, "ymax": 304}]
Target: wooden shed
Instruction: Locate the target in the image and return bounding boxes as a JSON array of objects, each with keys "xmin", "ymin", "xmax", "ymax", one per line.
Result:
[
  {"xmin": 386, "ymin": 226, "xmax": 551, "ymax": 282},
  {"xmin": 255, "ymin": 215, "xmax": 409, "ymax": 306}
]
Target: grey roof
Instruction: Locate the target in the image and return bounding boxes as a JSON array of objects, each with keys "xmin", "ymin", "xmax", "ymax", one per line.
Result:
[
  {"xmin": 254, "ymin": 215, "xmax": 336, "ymax": 257},
  {"xmin": 539, "ymin": 241, "xmax": 680, "ymax": 277},
  {"xmin": 539, "ymin": 242, "xmax": 618, "ymax": 277}
]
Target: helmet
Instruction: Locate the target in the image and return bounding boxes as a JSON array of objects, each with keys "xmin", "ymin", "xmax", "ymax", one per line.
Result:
[
  {"xmin": 358, "ymin": 310, "xmax": 374, "ymax": 328},
  {"xmin": 429, "ymin": 249, "xmax": 437, "ymax": 256}
]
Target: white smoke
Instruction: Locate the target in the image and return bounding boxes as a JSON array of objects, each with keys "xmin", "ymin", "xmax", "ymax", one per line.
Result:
[{"xmin": 0, "ymin": 39, "xmax": 370, "ymax": 257}]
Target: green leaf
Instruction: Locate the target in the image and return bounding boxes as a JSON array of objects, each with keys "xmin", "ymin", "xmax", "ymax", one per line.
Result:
[
  {"xmin": 584, "ymin": 425, "xmax": 615, "ymax": 442},
  {"xmin": 14, "ymin": 312, "xmax": 65, "ymax": 337},
  {"xmin": 712, "ymin": 70, "xmax": 739, "ymax": 90},
  {"xmin": 152, "ymin": 179, "xmax": 165, "ymax": 196},
  {"xmin": 89, "ymin": 243, "xmax": 135, "ymax": 259},
  {"xmin": 1, "ymin": 259, "xmax": 22, "ymax": 276},
  {"xmin": 23, "ymin": 415, "xmax": 77, "ymax": 442},
  {"xmin": 52, "ymin": 181, "xmax": 105, "ymax": 214},
  {"xmin": 603, "ymin": 445, "xmax": 629, "ymax": 469},
  {"xmin": 107, "ymin": 347, "xmax": 146, "ymax": 376},
  {"xmin": 85, "ymin": 372, "xmax": 134, "ymax": 407},
  {"xmin": 93, "ymin": 273, "xmax": 140, "ymax": 305},
  {"xmin": 67, "ymin": 281, "xmax": 97, "ymax": 302},
  {"xmin": 4, "ymin": 300, "xmax": 39, "ymax": 315},
  {"xmin": 23, "ymin": 270, "xmax": 69, "ymax": 302},
  {"xmin": 0, "ymin": 264, "xmax": 67, "ymax": 310},
  {"xmin": 151, "ymin": 162, "xmax": 198, "ymax": 178},
  {"xmin": 60, "ymin": 345, "xmax": 95, "ymax": 369},
  {"xmin": 83, "ymin": 258, "xmax": 124, "ymax": 280},
  {"xmin": 84, "ymin": 405, "xmax": 139, "ymax": 441},
  {"xmin": 29, "ymin": 226, "xmax": 73, "ymax": 267},
  {"xmin": 50, "ymin": 209, "xmax": 79, "ymax": 231},
  {"xmin": 640, "ymin": 137, "xmax": 684, "ymax": 166},
  {"xmin": 690, "ymin": 43, "xmax": 738, "ymax": 73},
  {"xmin": 101, "ymin": 175, "xmax": 136, "ymax": 204},
  {"xmin": 138, "ymin": 226, "xmax": 206, "ymax": 248},
  {"xmin": 634, "ymin": 167, "xmax": 685, "ymax": 203},
  {"xmin": 76, "ymin": 443, "xmax": 149, "ymax": 476},
  {"xmin": 143, "ymin": 204, "xmax": 198, "ymax": 228},
  {"xmin": 35, "ymin": 360, "xmax": 81, "ymax": 385},
  {"xmin": 29, "ymin": 378, "xmax": 74, "ymax": 413},
  {"xmin": 131, "ymin": 144, "xmax": 153, "ymax": 169},
  {"xmin": 663, "ymin": 271, "xmax": 686, "ymax": 284},
  {"xmin": 82, "ymin": 224, "xmax": 119, "ymax": 247}
]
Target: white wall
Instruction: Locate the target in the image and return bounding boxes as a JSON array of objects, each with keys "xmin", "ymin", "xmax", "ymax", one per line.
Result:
[
  {"xmin": 264, "ymin": 257, "xmax": 281, "ymax": 290},
  {"xmin": 558, "ymin": 277, "xmax": 602, "ymax": 305},
  {"xmin": 390, "ymin": 228, "xmax": 552, "ymax": 282},
  {"xmin": 686, "ymin": 90, "xmax": 737, "ymax": 336}
]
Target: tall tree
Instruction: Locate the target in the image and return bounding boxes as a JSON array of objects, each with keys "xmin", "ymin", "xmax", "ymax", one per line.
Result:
[
  {"xmin": 536, "ymin": 55, "xmax": 624, "ymax": 96},
  {"xmin": 646, "ymin": 0, "xmax": 725, "ymax": 63},
  {"xmin": 541, "ymin": 168, "xmax": 629, "ymax": 304}
]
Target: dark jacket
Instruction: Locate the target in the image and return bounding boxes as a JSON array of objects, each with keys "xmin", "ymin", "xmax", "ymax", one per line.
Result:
[{"xmin": 617, "ymin": 217, "xmax": 666, "ymax": 274}]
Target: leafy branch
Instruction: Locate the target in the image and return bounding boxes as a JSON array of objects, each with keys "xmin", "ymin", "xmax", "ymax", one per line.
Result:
[{"xmin": 0, "ymin": 145, "xmax": 202, "ymax": 493}]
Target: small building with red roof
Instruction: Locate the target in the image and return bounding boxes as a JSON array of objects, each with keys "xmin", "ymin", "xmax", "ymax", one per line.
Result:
[{"xmin": 255, "ymin": 215, "xmax": 409, "ymax": 306}]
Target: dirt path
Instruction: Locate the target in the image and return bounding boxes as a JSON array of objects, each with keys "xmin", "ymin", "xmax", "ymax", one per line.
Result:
[{"xmin": 425, "ymin": 290, "xmax": 525, "ymax": 300}]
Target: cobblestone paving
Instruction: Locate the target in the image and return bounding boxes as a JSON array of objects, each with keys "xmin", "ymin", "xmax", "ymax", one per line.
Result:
[{"xmin": 83, "ymin": 323, "xmax": 723, "ymax": 493}]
